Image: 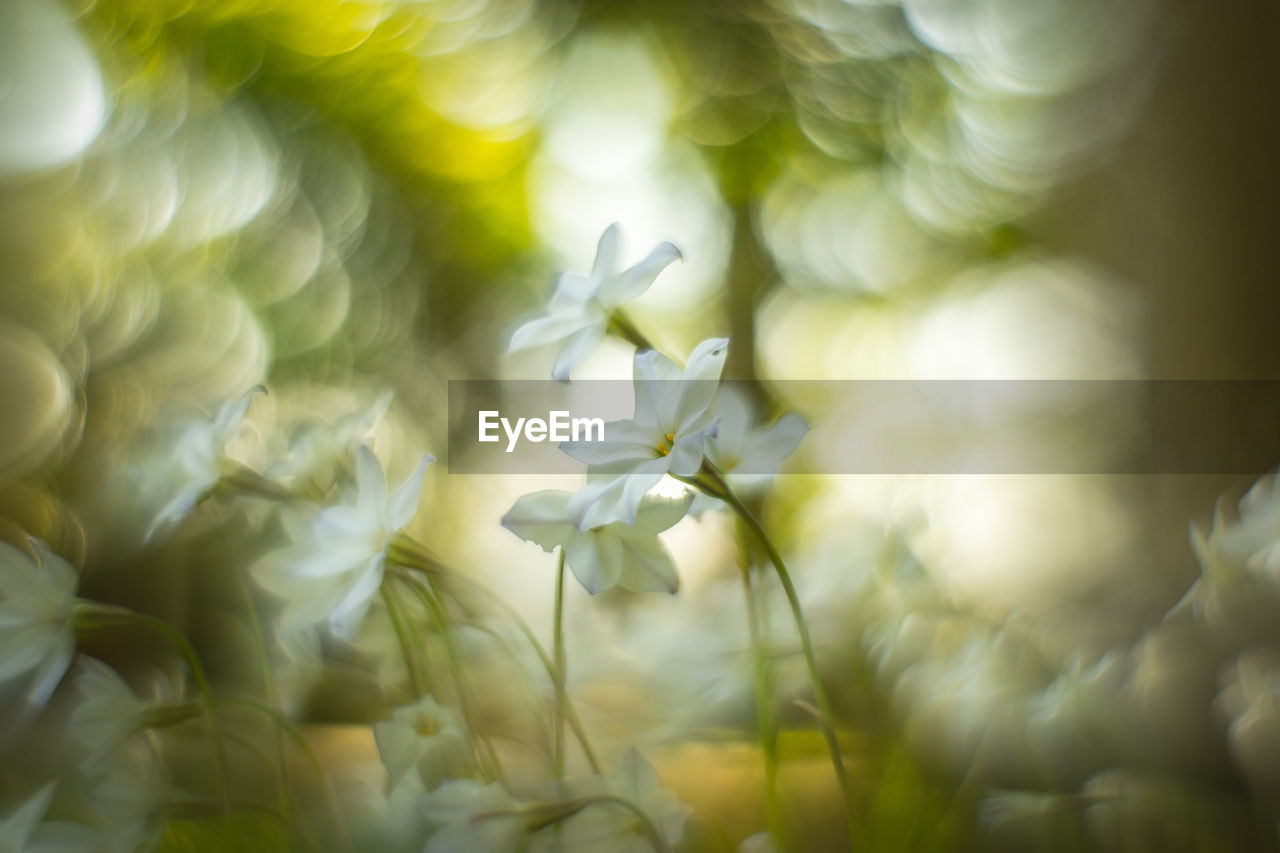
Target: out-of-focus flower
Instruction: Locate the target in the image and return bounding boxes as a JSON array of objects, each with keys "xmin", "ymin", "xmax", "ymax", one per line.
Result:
[
  {"xmin": 252, "ymin": 445, "xmax": 431, "ymax": 639},
  {"xmin": 0, "ymin": 538, "xmax": 78, "ymax": 709},
  {"xmin": 561, "ymin": 338, "xmax": 728, "ymax": 529},
  {"xmin": 0, "ymin": 783, "xmax": 95, "ymax": 853},
  {"xmin": 1216, "ymin": 650, "xmax": 1280, "ymax": 788},
  {"xmin": 146, "ymin": 388, "xmax": 261, "ymax": 539},
  {"xmin": 70, "ymin": 658, "xmax": 199, "ymax": 768},
  {"xmin": 421, "ymin": 779, "xmax": 529, "ymax": 853},
  {"xmin": 509, "ymin": 224, "xmax": 682, "ymax": 381},
  {"xmin": 736, "ymin": 831, "xmax": 781, "ymax": 853},
  {"xmin": 556, "ymin": 748, "xmax": 690, "ymax": 853},
  {"xmin": 374, "ymin": 696, "xmax": 471, "ymax": 793},
  {"xmin": 269, "ymin": 392, "xmax": 393, "ymax": 497},
  {"xmin": 690, "ymin": 387, "xmax": 808, "ymax": 516},
  {"xmin": 705, "ymin": 388, "xmax": 808, "ymax": 488},
  {"xmin": 502, "ymin": 491, "xmax": 692, "ymax": 594}
]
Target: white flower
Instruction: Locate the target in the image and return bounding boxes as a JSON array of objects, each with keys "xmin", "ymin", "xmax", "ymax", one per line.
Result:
[
  {"xmin": 374, "ymin": 696, "xmax": 470, "ymax": 793},
  {"xmin": 421, "ymin": 780, "xmax": 528, "ymax": 853},
  {"xmin": 560, "ymin": 338, "xmax": 728, "ymax": 530},
  {"xmin": 705, "ymin": 388, "xmax": 808, "ymax": 489},
  {"xmin": 251, "ymin": 445, "xmax": 431, "ymax": 639},
  {"xmin": 70, "ymin": 659, "xmax": 150, "ymax": 768},
  {"xmin": 0, "ymin": 783, "xmax": 96, "ymax": 853},
  {"xmin": 269, "ymin": 391, "xmax": 393, "ymax": 495},
  {"xmin": 0, "ymin": 538, "xmax": 78, "ymax": 709},
  {"xmin": 555, "ymin": 748, "xmax": 690, "ymax": 853},
  {"xmin": 509, "ymin": 224, "xmax": 682, "ymax": 381},
  {"xmin": 146, "ymin": 388, "xmax": 260, "ymax": 539},
  {"xmin": 70, "ymin": 658, "xmax": 197, "ymax": 769},
  {"xmin": 502, "ymin": 491, "xmax": 692, "ymax": 594}
]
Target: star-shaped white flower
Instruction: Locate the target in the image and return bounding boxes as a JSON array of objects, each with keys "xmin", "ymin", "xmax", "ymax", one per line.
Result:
[
  {"xmin": 421, "ymin": 780, "xmax": 528, "ymax": 853},
  {"xmin": 374, "ymin": 696, "xmax": 471, "ymax": 793},
  {"xmin": 146, "ymin": 387, "xmax": 261, "ymax": 539},
  {"xmin": 269, "ymin": 391, "xmax": 393, "ymax": 496},
  {"xmin": 556, "ymin": 748, "xmax": 691, "ymax": 853},
  {"xmin": 502, "ymin": 490, "xmax": 693, "ymax": 594},
  {"xmin": 560, "ymin": 337, "xmax": 728, "ymax": 530},
  {"xmin": 0, "ymin": 538, "xmax": 78, "ymax": 709},
  {"xmin": 251, "ymin": 445, "xmax": 431, "ymax": 639},
  {"xmin": 509, "ymin": 224, "xmax": 682, "ymax": 381}
]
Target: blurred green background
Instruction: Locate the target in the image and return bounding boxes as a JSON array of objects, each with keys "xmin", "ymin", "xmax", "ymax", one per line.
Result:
[{"xmin": 2, "ymin": 0, "xmax": 1280, "ymax": 850}]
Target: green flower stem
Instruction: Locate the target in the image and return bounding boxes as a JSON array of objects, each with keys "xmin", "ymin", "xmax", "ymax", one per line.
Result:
[
  {"xmin": 234, "ymin": 569, "xmax": 293, "ymax": 826},
  {"xmin": 512, "ymin": 794, "xmax": 673, "ymax": 853},
  {"xmin": 392, "ymin": 572, "xmax": 507, "ymax": 786},
  {"xmin": 73, "ymin": 602, "xmax": 232, "ymax": 814},
  {"xmin": 678, "ymin": 465, "xmax": 859, "ymax": 849},
  {"xmin": 740, "ymin": 563, "xmax": 783, "ymax": 837},
  {"xmin": 216, "ymin": 698, "xmax": 352, "ymax": 853},
  {"xmin": 381, "ymin": 583, "xmax": 426, "ymax": 697},
  {"xmin": 453, "ymin": 618, "xmax": 555, "ymax": 751},
  {"xmin": 386, "ymin": 540, "xmax": 602, "ymax": 774},
  {"xmin": 553, "ymin": 548, "xmax": 567, "ymax": 780},
  {"xmin": 607, "ymin": 310, "xmax": 659, "ymax": 352}
]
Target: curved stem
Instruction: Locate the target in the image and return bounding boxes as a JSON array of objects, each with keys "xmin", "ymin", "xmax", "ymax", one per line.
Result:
[
  {"xmin": 572, "ymin": 794, "xmax": 674, "ymax": 853},
  {"xmin": 215, "ymin": 698, "xmax": 352, "ymax": 852},
  {"xmin": 382, "ymin": 584, "xmax": 425, "ymax": 697},
  {"xmin": 553, "ymin": 548, "xmax": 567, "ymax": 780},
  {"xmin": 235, "ymin": 570, "xmax": 292, "ymax": 826},
  {"xmin": 386, "ymin": 548, "xmax": 602, "ymax": 775},
  {"xmin": 683, "ymin": 466, "xmax": 859, "ymax": 849},
  {"xmin": 76, "ymin": 603, "xmax": 232, "ymax": 814},
  {"xmin": 393, "ymin": 572, "xmax": 507, "ymax": 786},
  {"xmin": 740, "ymin": 563, "xmax": 782, "ymax": 837}
]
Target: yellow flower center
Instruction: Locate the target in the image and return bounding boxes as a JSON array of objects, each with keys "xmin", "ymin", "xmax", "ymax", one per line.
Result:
[
  {"xmin": 655, "ymin": 432, "xmax": 675, "ymax": 457},
  {"xmin": 415, "ymin": 714, "xmax": 437, "ymax": 737}
]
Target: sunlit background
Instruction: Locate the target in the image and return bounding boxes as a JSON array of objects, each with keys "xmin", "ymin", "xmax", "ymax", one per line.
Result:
[{"xmin": 2, "ymin": 0, "xmax": 1279, "ymax": 850}]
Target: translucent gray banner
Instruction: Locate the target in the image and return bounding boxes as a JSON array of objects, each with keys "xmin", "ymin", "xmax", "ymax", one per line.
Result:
[{"xmin": 447, "ymin": 380, "xmax": 1280, "ymax": 475}]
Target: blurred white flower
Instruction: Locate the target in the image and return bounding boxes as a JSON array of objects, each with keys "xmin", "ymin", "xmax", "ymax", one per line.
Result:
[
  {"xmin": 510, "ymin": 223, "xmax": 682, "ymax": 381},
  {"xmin": 1216, "ymin": 650, "xmax": 1280, "ymax": 788},
  {"xmin": 374, "ymin": 696, "xmax": 471, "ymax": 793},
  {"xmin": 0, "ymin": 538, "xmax": 78, "ymax": 708},
  {"xmin": 70, "ymin": 658, "xmax": 199, "ymax": 769},
  {"xmin": 556, "ymin": 748, "xmax": 690, "ymax": 853},
  {"xmin": 269, "ymin": 392, "xmax": 393, "ymax": 496},
  {"xmin": 736, "ymin": 831, "xmax": 781, "ymax": 853},
  {"xmin": 0, "ymin": 783, "xmax": 96, "ymax": 853},
  {"xmin": 561, "ymin": 338, "xmax": 728, "ymax": 529},
  {"xmin": 146, "ymin": 388, "xmax": 261, "ymax": 539},
  {"xmin": 502, "ymin": 490, "xmax": 692, "ymax": 594},
  {"xmin": 251, "ymin": 445, "xmax": 432, "ymax": 639},
  {"xmin": 706, "ymin": 389, "xmax": 807, "ymax": 485},
  {"xmin": 421, "ymin": 779, "xmax": 528, "ymax": 853}
]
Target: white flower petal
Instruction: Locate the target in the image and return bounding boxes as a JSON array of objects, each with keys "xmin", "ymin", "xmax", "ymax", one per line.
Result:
[
  {"xmin": 741, "ymin": 412, "xmax": 808, "ymax": 474},
  {"xmin": 500, "ymin": 491, "xmax": 577, "ymax": 551},
  {"xmin": 565, "ymin": 533, "xmax": 623, "ymax": 594},
  {"xmin": 389, "ymin": 455, "xmax": 432, "ymax": 530},
  {"xmin": 552, "ymin": 323, "xmax": 607, "ymax": 382},
  {"xmin": 627, "ymin": 493, "xmax": 695, "ymax": 537},
  {"xmin": 598, "ymin": 241, "xmax": 682, "ymax": 308},
  {"xmin": 508, "ymin": 308, "xmax": 593, "ymax": 354},
  {"xmin": 590, "ymin": 223, "xmax": 622, "ymax": 284},
  {"xmin": 615, "ymin": 537, "xmax": 680, "ymax": 594},
  {"xmin": 353, "ymin": 444, "xmax": 389, "ymax": 519}
]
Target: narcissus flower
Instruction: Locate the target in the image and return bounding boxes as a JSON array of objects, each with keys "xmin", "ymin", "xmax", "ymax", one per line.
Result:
[
  {"xmin": 0, "ymin": 538, "xmax": 78, "ymax": 709},
  {"xmin": 420, "ymin": 780, "xmax": 529, "ymax": 853},
  {"xmin": 374, "ymin": 696, "xmax": 471, "ymax": 793},
  {"xmin": 556, "ymin": 748, "xmax": 691, "ymax": 853},
  {"xmin": 0, "ymin": 783, "xmax": 96, "ymax": 853},
  {"xmin": 560, "ymin": 338, "xmax": 728, "ymax": 529},
  {"xmin": 252, "ymin": 445, "xmax": 431, "ymax": 639},
  {"xmin": 509, "ymin": 224, "xmax": 682, "ymax": 381},
  {"xmin": 502, "ymin": 491, "xmax": 693, "ymax": 594},
  {"xmin": 705, "ymin": 388, "xmax": 808, "ymax": 490},
  {"xmin": 146, "ymin": 388, "xmax": 261, "ymax": 539}
]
